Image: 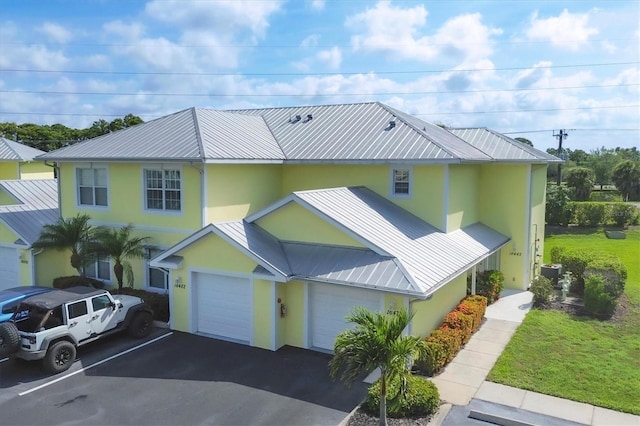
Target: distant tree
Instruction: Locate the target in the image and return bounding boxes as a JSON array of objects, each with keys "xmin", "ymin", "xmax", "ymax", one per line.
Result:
[
  {"xmin": 515, "ymin": 137, "xmax": 533, "ymax": 147},
  {"xmin": 546, "ymin": 184, "xmax": 573, "ymax": 226},
  {"xmin": 546, "ymin": 148, "xmax": 559, "ymax": 156},
  {"xmin": 566, "ymin": 167, "xmax": 594, "ymax": 201},
  {"xmin": 612, "ymin": 160, "xmax": 640, "ymax": 201},
  {"xmin": 123, "ymin": 114, "xmax": 144, "ymax": 128},
  {"xmin": 568, "ymin": 149, "xmax": 588, "ymax": 165},
  {"xmin": 589, "ymin": 148, "xmax": 617, "ymax": 190}
]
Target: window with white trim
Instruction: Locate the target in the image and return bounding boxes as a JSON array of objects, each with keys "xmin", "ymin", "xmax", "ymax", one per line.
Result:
[
  {"xmin": 147, "ymin": 248, "xmax": 169, "ymax": 292},
  {"xmin": 77, "ymin": 167, "xmax": 108, "ymax": 206},
  {"xmin": 478, "ymin": 251, "xmax": 500, "ymax": 272},
  {"xmin": 391, "ymin": 168, "xmax": 412, "ymax": 197},
  {"xmin": 84, "ymin": 257, "xmax": 111, "ymax": 281},
  {"xmin": 144, "ymin": 168, "xmax": 181, "ymax": 211}
]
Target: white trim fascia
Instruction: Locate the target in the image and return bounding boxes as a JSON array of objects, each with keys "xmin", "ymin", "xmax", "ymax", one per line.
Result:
[
  {"xmin": 523, "ymin": 164, "xmax": 533, "ymax": 289},
  {"xmin": 270, "ymin": 280, "xmax": 277, "ymax": 351},
  {"xmin": 87, "ymin": 220, "xmax": 194, "ymax": 236},
  {"xmin": 168, "ymin": 269, "xmax": 175, "ymax": 329},
  {"xmin": 0, "ymin": 241, "xmax": 29, "ymax": 249},
  {"xmin": 203, "ymin": 159, "xmax": 285, "ymax": 164},
  {"xmin": 442, "ymin": 164, "xmax": 449, "ymax": 232}
]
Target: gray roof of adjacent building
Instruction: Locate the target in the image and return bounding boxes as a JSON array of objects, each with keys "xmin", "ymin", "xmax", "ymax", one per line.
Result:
[
  {"xmin": 38, "ymin": 102, "xmax": 559, "ymax": 164},
  {"xmin": 0, "ymin": 179, "xmax": 59, "ymax": 245},
  {"xmin": 0, "ymin": 138, "xmax": 47, "ymax": 161}
]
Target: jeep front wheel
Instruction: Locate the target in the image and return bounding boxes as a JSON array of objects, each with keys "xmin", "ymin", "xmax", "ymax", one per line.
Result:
[
  {"xmin": 43, "ymin": 341, "xmax": 76, "ymax": 373},
  {"xmin": 128, "ymin": 311, "xmax": 153, "ymax": 339},
  {"xmin": 0, "ymin": 322, "xmax": 20, "ymax": 357}
]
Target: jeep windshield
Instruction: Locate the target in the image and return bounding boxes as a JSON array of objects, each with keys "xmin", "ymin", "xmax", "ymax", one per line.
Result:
[{"xmin": 13, "ymin": 304, "xmax": 64, "ymax": 332}]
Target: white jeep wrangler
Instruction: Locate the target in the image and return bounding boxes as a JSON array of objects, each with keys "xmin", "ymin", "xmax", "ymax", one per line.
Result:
[{"xmin": 0, "ymin": 286, "xmax": 153, "ymax": 373}]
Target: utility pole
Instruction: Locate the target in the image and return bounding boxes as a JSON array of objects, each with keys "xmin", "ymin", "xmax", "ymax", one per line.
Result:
[{"xmin": 554, "ymin": 129, "xmax": 568, "ymax": 185}]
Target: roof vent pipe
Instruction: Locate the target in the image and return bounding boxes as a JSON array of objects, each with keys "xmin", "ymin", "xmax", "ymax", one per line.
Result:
[
  {"xmin": 306, "ymin": 114, "xmax": 313, "ymax": 121},
  {"xmin": 389, "ymin": 120, "xmax": 396, "ymax": 128}
]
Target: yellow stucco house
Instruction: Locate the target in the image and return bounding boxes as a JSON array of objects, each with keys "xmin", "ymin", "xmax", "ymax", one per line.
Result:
[
  {"xmin": 34, "ymin": 102, "xmax": 560, "ymax": 352},
  {"xmin": 0, "ymin": 137, "xmax": 54, "ymax": 180}
]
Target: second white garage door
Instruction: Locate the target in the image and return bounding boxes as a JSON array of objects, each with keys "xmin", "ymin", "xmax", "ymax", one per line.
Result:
[
  {"xmin": 309, "ymin": 283, "xmax": 383, "ymax": 351},
  {"xmin": 193, "ymin": 272, "xmax": 252, "ymax": 344},
  {"xmin": 0, "ymin": 247, "xmax": 20, "ymax": 292}
]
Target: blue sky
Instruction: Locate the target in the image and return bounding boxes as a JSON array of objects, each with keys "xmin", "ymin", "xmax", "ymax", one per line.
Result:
[{"xmin": 0, "ymin": 0, "xmax": 638, "ymax": 152}]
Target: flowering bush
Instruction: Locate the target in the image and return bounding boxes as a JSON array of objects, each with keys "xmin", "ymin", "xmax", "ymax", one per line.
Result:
[{"xmin": 476, "ymin": 270, "xmax": 504, "ymax": 304}]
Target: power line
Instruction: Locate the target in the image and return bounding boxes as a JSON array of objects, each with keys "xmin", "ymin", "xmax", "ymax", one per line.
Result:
[
  {"xmin": 503, "ymin": 128, "xmax": 640, "ymax": 134},
  {"xmin": 1, "ymin": 62, "xmax": 637, "ymax": 77},
  {"xmin": 2, "ymin": 83, "xmax": 635, "ymax": 98}
]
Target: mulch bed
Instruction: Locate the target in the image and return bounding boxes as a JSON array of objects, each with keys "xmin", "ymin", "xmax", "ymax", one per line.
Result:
[
  {"xmin": 346, "ymin": 406, "xmax": 435, "ymax": 426},
  {"xmin": 535, "ymin": 292, "xmax": 632, "ymax": 324}
]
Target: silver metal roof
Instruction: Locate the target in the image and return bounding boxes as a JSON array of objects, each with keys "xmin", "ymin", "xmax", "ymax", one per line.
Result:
[
  {"xmin": 0, "ymin": 179, "xmax": 59, "ymax": 245},
  {"xmin": 450, "ymin": 128, "xmax": 562, "ymax": 162},
  {"xmin": 286, "ymin": 186, "xmax": 510, "ymax": 294},
  {"xmin": 0, "ymin": 138, "xmax": 47, "ymax": 161},
  {"xmin": 39, "ymin": 102, "xmax": 559, "ymax": 164}
]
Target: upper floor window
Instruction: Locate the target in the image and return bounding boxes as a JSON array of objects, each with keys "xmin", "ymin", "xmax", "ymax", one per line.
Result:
[
  {"xmin": 144, "ymin": 168, "xmax": 181, "ymax": 212},
  {"xmin": 77, "ymin": 167, "xmax": 108, "ymax": 207},
  {"xmin": 391, "ymin": 168, "xmax": 412, "ymax": 197}
]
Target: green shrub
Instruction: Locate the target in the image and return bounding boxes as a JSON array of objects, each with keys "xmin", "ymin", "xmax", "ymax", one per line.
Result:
[
  {"xmin": 112, "ymin": 288, "xmax": 169, "ymax": 322},
  {"xmin": 414, "ymin": 341, "xmax": 445, "ymax": 376},
  {"xmin": 584, "ymin": 257, "xmax": 627, "ymax": 299},
  {"xmin": 475, "ymin": 270, "xmax": 504, "ymax": 304},
  {"xmin": 546, "ymin": 184, "xmax": 573, "ymax": 226},
  {"xmin": 589, "ymin": 191, "xmax": 622, "ymax": 202},
  {"xmin": 584, "ymin": 274, "xmax": 616, "ymax": 317},
  {"xmin": 572, "ymin": 202, "xmax": 606, "ymax": 227},
  {"xmin": 608, "ymin": 203, "xmax": 639, "ymax": 226},
  {"xmin": 456, "ymin": 296, "xmax": 487, "ymax": 332},
  {"xmin": 52, "ymin": 275, "xmax": 105, "ymax": 289},
  {"xmin": 549, "ymin": 248, "xmax": 591, "ymax": 294},
  {"xmin": 441, "ymin": 311, "xmax": 474, "ymax": 344},
  {"xmin": 427, "ymin": 327, "xmax": 462, "ymax": 364},
  {"xmin": 530, "ymin": 275, "xmax": 554, "ymax": 306},
  {"xmin": 364, "ymin": 375, "xmax": 440, "ymax": 418}
]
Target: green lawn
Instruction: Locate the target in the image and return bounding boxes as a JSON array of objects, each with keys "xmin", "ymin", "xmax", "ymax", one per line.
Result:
[{"xmin": 488, "ymin": 227, "xmax": 640, "ymax": 415}]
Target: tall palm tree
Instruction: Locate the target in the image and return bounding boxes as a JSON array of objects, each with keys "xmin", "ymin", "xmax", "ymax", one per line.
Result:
[
  {"xmin": 329, "ymin": 307, "xmax": 424, "ymax": 426},
  {"xmin": 93, "ymin": 225, "xmax": 150, "ymax": 291},
  {"xmin": 32, "ymin": 213, "xmax": 94, "ymax": 276}
]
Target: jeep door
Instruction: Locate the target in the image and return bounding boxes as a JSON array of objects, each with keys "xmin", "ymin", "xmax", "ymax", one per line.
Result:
[
  {"xmin": 88, "ymin": 294, "xmax": 119, "ymax": 334},
  {"xmin": 66, "ymin": 300, "xmax": 93, "ymax": 341}
]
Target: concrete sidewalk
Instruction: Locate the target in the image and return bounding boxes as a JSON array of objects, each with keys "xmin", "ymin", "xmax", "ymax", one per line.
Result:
[{"xmin": 431, "ymin": 290, "xmax": 640, "ymax": 426}]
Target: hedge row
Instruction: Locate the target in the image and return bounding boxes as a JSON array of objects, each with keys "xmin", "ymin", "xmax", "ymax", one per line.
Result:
[
  {"xmin": 550, "ymin": 247, "xmax": 627, "ymax": 296},
  {"xmin": 415, "ymin": 295, "xmax": 487, "ymax": 376},
  {"xmin": 566, "ymin": 202, "xmax": 638, "ymax": 227}
]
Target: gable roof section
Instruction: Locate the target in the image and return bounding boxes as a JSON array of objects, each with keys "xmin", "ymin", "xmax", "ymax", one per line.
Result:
[
  {"xmin": 0, "ymin": 138, "xmax": 47, "ymax": 161},
  {"xmin": 38, "ymin": 102, "xmax": 558, "ymax": 164},
  {"xmin": 0, "ymin": 179, "xmax": 59, "ymax": 245},
  {"xmin": 154, "ymin": 185, "xmax": 509, "ymax": 298},
  {"xmin": 450, "ymin": 128, "xmax": 562, "ymax": 162}
]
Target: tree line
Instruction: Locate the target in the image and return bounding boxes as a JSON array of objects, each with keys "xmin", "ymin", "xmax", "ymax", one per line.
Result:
[{"xmin": 0, "ymin": 114, "xmax": 144, "ymax": 152}]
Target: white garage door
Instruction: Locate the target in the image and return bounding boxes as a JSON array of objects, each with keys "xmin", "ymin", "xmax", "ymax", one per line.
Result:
[
  {"xmin": 309, "ymin": 283, "xmax": 382, "ymax": 351},
  {"xmin": 0, "ymin": 247, "xmax": 20, "ymax": 292},
  {"xmin": 193, "ymin": 272, "xmax": 252, "ymax": 344}
]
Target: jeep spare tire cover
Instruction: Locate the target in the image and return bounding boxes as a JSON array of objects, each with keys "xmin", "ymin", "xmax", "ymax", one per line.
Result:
[{"xmin": 0, "ymin": 322, "xmax": 20, "ymax": 356}]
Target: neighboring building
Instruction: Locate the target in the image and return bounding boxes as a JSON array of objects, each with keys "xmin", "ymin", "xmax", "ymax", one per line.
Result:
[
  {"xmin": 0, "ymin": 138, "xmax": 54, "ymax": 180},
  {"xmin": 37, "ymin": 102, "xmax": 560, "ymax": 351},
  {"xmin": 0, "ymin": 179, "xmax": 62, "ymax": 291}
]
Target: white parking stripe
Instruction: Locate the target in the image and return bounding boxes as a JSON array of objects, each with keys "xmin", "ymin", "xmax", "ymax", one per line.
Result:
[
  {"xmin": 0, "ymin": 357, "xmax": 8, "ymax": 363},
  {"xmin": 18, "ymin": 332, "xmax": 172, "ymax": 397}
]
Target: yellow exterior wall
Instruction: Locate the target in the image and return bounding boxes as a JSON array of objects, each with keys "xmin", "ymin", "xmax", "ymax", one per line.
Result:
[
  {"xmin": 478, "ymin": 164, "xmax": 529, "ymax": 289},
  {"xmin": 280, "ymin": 280, "xmax": 306, "ymax": 348},
  {"xmin": 0, "ymin": 189, "xmax": 18, "ymax": 205},
  {"xmin": 205, "ymin": 164, "xmax": 281, "ymax": 223},
  {"xmin": 447, "ymin": 165, "xmax": 479, "ymax": 231},
  {"xmin": 530, "ymin": 165, "xmax": 548, "ymax": 279},
  {"xmin": 253, "ymin": 279, "xmax": 274, "ymax": 349},
  {"xmin": 411, "ymin": 274, "xmax": 467, "ymax": 337},
  {"xmin": 19, "ymin": 162, "xmax": 54, "ymax": 180},
  {"xmin": 59, "ymin": 162, "xmax": 202, "ymax": 230},
  {"xmin": 0, "ymin": 163, "xmax": 19, "ymax": 180},
  {"xmin": 34, "ymin": 248, "xmax": 72, "ymax": 286},
  {"xmin": 257, "ymin": 202, "xmax": 365, "ymax": 247},
  {"xmin": 281, "ymin": 164, "xmax": 445, "ymax": 228}
]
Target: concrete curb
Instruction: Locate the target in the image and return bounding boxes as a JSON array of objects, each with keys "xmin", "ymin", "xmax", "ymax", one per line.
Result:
[{"xmin": 427, "ymin": 403, "xmax": 452, "ymax": 426}]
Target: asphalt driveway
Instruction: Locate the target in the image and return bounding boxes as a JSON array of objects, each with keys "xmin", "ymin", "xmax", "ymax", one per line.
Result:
[{"xmin": 0, "ymin": 330, "xmax": 368, "ymax": 425}]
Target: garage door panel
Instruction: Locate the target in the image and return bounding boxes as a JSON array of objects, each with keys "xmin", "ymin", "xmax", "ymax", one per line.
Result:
[
  {"xmin": 310, "ymin": 283, "xmax": 382, "ymax": 351},
  {"xmin": 0, "ymin": 247, "xmax": 19, "ymax": 292},
  {"xmin": 195, "ymin": 273, "xmax": 251, "ymax": 344}
]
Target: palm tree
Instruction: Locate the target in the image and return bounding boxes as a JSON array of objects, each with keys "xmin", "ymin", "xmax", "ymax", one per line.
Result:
[
  {"xmin": 32, "ymin": 213, "xmax": 94, "ymax": 276},
  {"xmin": 93, "ymin": 225, "xmax": 150, "ymax": 291},
  {"xmin": 329, "ymin": 307, "xmax": 424, "ymax": 426}
]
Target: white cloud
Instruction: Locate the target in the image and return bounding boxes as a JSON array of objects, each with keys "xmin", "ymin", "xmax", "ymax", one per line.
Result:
[
  {"xmin": 526, "ymin": 9, "xmax": 599, "ymax": 51},
  {"xmin": 317, "ymin": 47, "xmax": 342, "ymax": 69},
  {"xmin": 346, "ymin": 2, "xmax": 501, "ymax": 65},
  {"xmin": 310, "ymin": 0, "xmax": 325, "ymax": 11},
  {"xmin": 301, "ymin": 34, "xmax": 320, "ymax": 48},
  {"xmin": 39, "ymin": 22, "xmax": 73, "ymax": 43}
]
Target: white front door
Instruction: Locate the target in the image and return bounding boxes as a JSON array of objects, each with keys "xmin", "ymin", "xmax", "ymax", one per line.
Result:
[
  {"xmin": 309, "ymin": 283, "xmax": 383, "ymax": 351},
  {"xmin": 0, "ymin": 247, "xmax": 20, "ymax": 291},
  {"xmin": 193, "ymin": 272, "xmax": 252, "ymax": 344}
]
